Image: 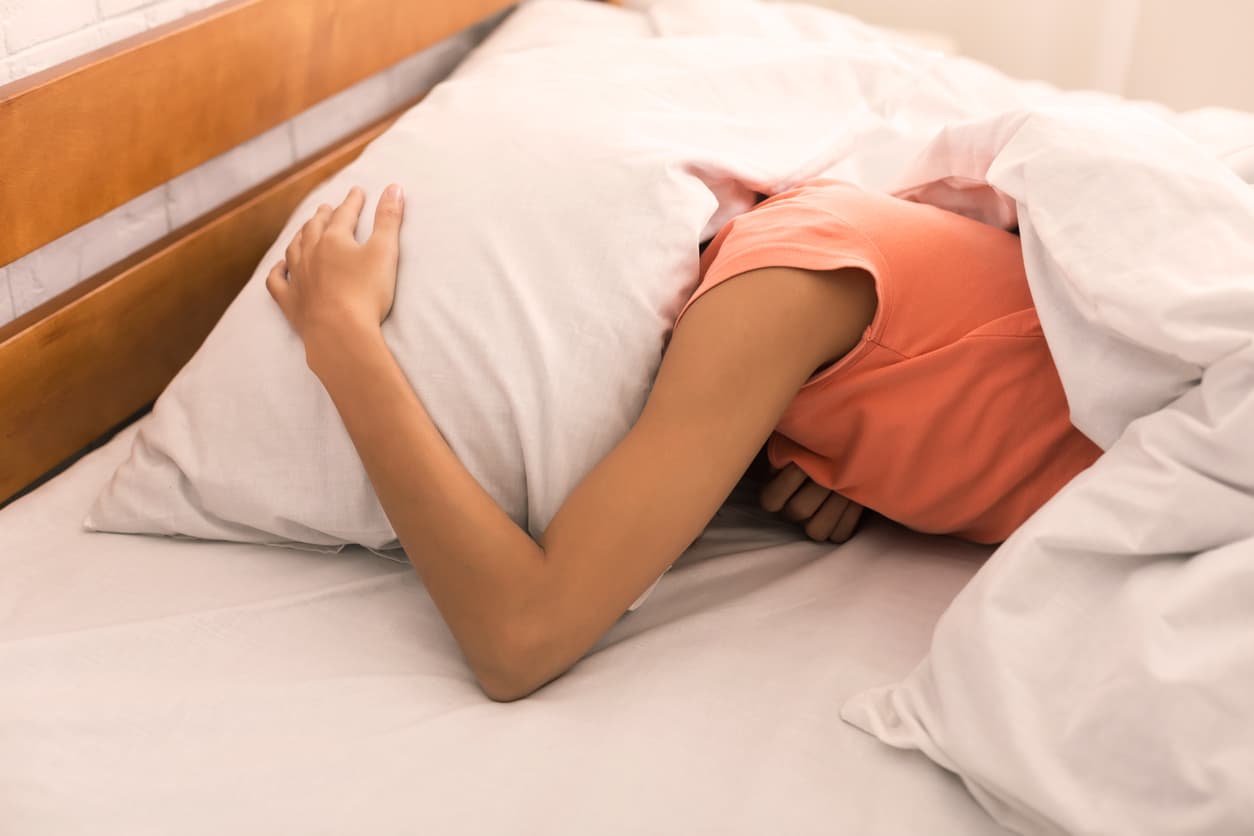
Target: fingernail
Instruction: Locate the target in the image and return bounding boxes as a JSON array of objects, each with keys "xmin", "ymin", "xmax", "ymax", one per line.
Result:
[{"xmin": 385, "ymin": 183, "xmax": 403, "ymax": 203}]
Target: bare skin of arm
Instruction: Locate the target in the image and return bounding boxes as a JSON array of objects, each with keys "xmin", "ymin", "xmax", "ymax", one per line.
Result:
[{"xmin": 267, "ymin": 185, "xmax": 876, "ymax": 701}]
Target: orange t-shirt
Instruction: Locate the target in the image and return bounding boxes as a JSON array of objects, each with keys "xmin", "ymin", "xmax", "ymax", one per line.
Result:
[{"xmin": 672, "ymin": 179, "xmax": 1102, "ymax": 544}]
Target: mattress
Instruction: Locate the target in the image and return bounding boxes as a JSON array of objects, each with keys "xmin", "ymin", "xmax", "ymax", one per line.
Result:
[{"xmin": 0, "ymin": 420, "xmax": 1006, "ymax": 834}]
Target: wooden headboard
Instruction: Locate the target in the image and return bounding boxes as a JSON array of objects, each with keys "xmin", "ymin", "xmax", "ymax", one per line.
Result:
[{"xmin": 0, "ymin": 0, "xmax": 616, "ymax": 505}]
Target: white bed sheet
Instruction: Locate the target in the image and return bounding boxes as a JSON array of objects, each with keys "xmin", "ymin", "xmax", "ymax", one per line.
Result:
[{"xmin": 1, "ymin": 421, "xmax": 1005, "ymax": 835}]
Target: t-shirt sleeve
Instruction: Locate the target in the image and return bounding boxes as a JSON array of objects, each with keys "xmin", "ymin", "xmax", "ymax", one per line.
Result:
[{"xmin": 672, "ymin": 191, "xmax": 889, "ymax": 331}]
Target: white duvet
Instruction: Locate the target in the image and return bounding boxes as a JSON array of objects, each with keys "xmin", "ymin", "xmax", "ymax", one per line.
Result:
[
  {"xmin": 842, "ymin": 109, "xmax": 1254, "ymax": 835},
  {"xmin": 625, "ymin": 1, "xmax": 1254, "ymax": 833},
  {"xmin": 837, "ymin": 102, "xmax": 1254, "ymax": 832}
]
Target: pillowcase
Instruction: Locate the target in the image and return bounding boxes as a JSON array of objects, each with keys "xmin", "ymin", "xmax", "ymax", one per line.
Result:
[
  {"xmin": 85, "ymin": 4, "xmax": 885, "ymax": 570},
  {"xmin": 453, "ymin": 0, "xmax": 652, "ymax": 78}
]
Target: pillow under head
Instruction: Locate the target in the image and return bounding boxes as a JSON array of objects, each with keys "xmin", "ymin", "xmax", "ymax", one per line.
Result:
[{"xmin": 86, "ymin": 33, "xmax": 875, "ymax": 550}]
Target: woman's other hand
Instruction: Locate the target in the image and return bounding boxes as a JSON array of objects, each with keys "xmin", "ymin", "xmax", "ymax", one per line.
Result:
[
  {"xmin": 759, "ymin": 462, "xmax": 864, "ymax": 543},
  {"xmin": 266, "ymin": 184, "xmax": 404, "ymax": 356}
]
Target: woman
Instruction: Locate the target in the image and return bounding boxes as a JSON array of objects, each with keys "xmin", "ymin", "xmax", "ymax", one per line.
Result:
[{"xmin": 265, "ymin": 179, "xmax": 1101, "ymax": 702}]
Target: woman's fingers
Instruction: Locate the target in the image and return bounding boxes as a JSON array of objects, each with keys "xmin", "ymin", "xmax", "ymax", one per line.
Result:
[
  {"xmin": 329, "ymin": 187, "xmax": 366, "ymax": 237},
  {"xmin": 829, "ymin": 500, "xmax": 865, "ymax": 544},
  {"xmin": 781, "ymin": 479, "xmax": 830, "ymax": 523},
  {"xmin": 285, "ymin": 231, "xmax": 303, "ymax": 271},
  {"xmin": 368, "ymin": 183, "xmax": 405, "ymax": 256},
  {"xmin": 301, "ymin": 204, "xmax": 334, "ymax": 253},
  {"xmin": 265, "ymin": 260, "xmax": 290, "ymax": 311},
  {"xmin": 759, "ymin": 463, "xmax": 807, "ymax": 513},
  {"xmin": 759, "ymin": 464, "xmax": 865, "ymax": 544},
  {"xmin": 804, "ymin": 491, "xmax": 850, "ymax": 542}
]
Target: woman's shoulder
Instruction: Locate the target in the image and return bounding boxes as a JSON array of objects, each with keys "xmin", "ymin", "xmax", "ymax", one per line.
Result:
[
  {"xmin": 719, "ymin": 179, "xmax": 906, "ymax": 252},
  {"xmin": 753, "ymin": 178, "xmax": 877, "ymax": 211},
  {"xmin": 701, "ymin": 179, "xmax": 890, "ymax": 283}
]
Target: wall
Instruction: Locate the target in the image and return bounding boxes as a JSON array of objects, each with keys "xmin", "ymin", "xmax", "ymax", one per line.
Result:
[
  {"xmin": 790, "ymin": 0, "xmax": 1254, "ymax": 111},
  {"xmin": 0, "ymin": 0, "xmax": 504, "ymax": 325},
  {"xmin": 1, "ymin": 0, "xmax": 211, "ymax": 82},
  {"xmin": 1124, "ymin": 0, "xmax": 1254, "ymax": 112}
]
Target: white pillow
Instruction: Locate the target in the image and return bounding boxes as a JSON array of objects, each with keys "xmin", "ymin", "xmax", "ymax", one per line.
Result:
[
  {"xmin": 453, "ymin": 0, "xmax": 652, "ymax": 79},
  {"xmin": 85, "ymin": 6, "xmax": 888, "ymax": 563}
]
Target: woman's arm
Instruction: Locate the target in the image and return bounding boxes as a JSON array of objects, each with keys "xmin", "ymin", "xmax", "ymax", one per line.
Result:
[{"xmin": 268, "ymin": 186, "xmax": 875, "ymax": 701}]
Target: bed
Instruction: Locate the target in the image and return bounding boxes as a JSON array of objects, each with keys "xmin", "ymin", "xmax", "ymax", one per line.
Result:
[
  {"xmin": 2, "ymin": 423, "xmax": 1005, "ymax": 833},
  {"xmin": 11, "ymin": 0, "xmax": 1254, "ymax": 832},
  {"xmin": 0, "ymin": 0, "xmax": 1011, "ymax": 832}
]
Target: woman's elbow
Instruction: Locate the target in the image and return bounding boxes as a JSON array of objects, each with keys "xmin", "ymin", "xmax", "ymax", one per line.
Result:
[
  {"xmin": 472, "ymin": 619, "xmax": 558, "ymax": 703},
  {"xmin": 475, "ymin": 656, "xmax": 556, "ymax": 703},
  {"xmin": 477, "ymin": 672, "xmax": 539, "ymax": 703}
]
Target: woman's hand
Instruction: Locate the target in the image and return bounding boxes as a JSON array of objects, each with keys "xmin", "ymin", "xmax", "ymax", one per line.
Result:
[
  {"xmin": 759, "ymin": 462, "xmax": 865, "ymax": 543},
  {"xmin": 266, "ymin": 184, "xmax": 405, "ymax": 361}
]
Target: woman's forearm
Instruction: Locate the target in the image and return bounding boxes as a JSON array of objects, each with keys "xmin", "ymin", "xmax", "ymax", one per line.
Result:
[
  {"xmin": 264, "ymin": 185, "xmax": 548, "ymax": 698},
  {"xmin": 305, "ymin": 321, "xmax": 546, "ymax": 692}
]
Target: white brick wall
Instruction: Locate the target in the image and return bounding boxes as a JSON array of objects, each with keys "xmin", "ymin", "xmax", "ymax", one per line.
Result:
[
  {"xmin": 2, "ymin": 0, "xmax": 100, "ymax": 54},
  {"xmin": 0, "ymin": 266, "xmax": 13, "ymax": 323},
  {"xmin": 0, "ymin": 1, "xmax": 506, "ymax": 325}
]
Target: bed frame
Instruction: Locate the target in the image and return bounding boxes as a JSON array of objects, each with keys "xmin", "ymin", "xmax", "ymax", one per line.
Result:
[{"xmin": 0, "ymin": 0, "xmax": 618, "ymax": 505}]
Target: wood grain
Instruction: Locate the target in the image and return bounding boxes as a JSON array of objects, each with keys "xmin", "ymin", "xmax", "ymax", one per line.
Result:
[
  {"xmin": 0, "ymin": 104, "xmax": 412, "ymax": 505},
  {"xmin": 0, "ymin": 0, "xmax": 511, "ymax": 266}
]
